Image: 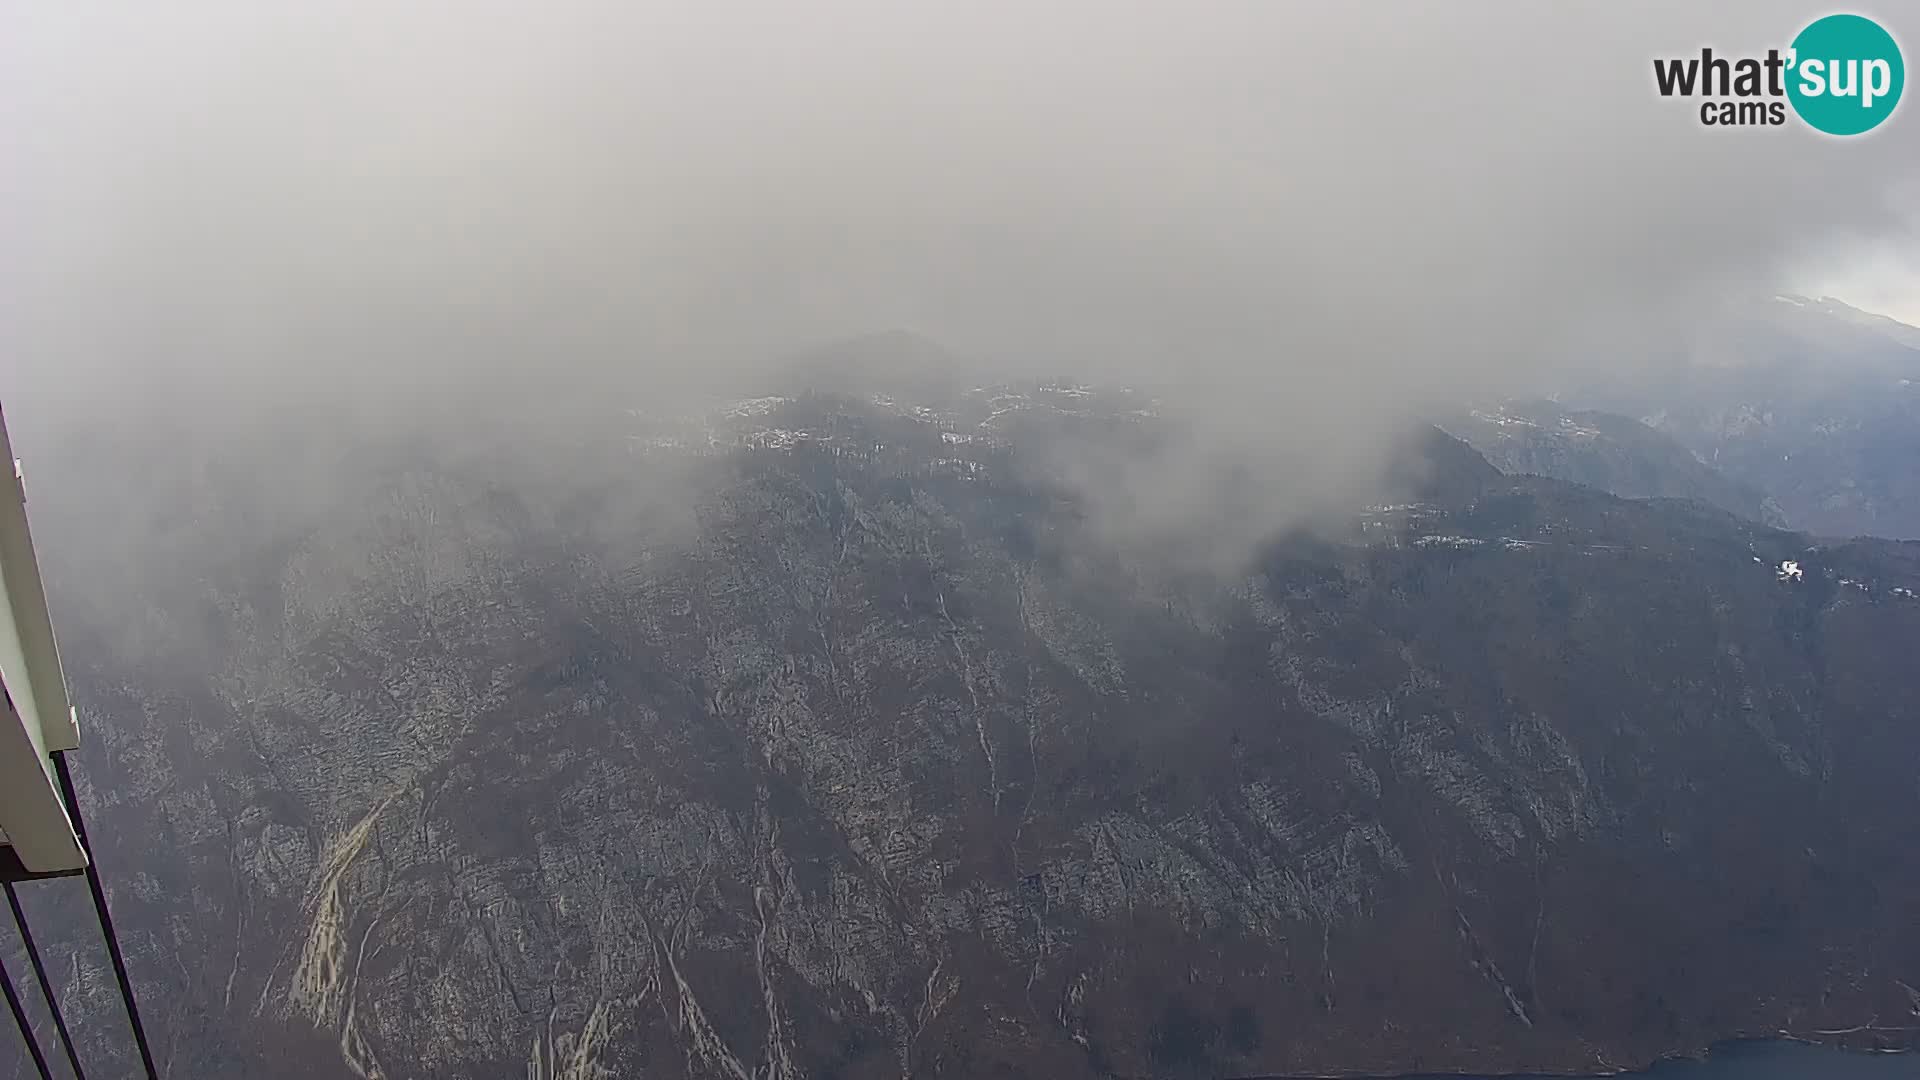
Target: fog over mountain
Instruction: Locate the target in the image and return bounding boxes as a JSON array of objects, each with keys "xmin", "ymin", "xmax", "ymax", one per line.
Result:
[
  {"xmin": 4, "ymin": 5, "xmax": 1920, "ymax": 1080},
  {"xmin": 4, "ymin": 1, "xmax": 1917, "ymax": 551}
]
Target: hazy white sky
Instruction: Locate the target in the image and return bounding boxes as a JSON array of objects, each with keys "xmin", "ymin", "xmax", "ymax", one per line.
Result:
[
  {"xmin": 4, "ymin": 1, "xmax": 1916, "ymax": 406},
  {"xmin": 1814, "ymin": 265, "xmax": 1920, "ymax": 327}
]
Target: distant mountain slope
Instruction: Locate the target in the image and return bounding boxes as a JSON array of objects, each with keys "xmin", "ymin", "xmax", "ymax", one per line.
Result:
[
  {"xmin": 13, "ymin": 377, "xmax": 1919, "ymax": 1080},
  {"xmin": 1574, "ymin": 295, "xmax": 1920, "ymax": 540},
  {"xmin": 1446, "ymin": 400, "xmax": 1785, "ymax": 525}
]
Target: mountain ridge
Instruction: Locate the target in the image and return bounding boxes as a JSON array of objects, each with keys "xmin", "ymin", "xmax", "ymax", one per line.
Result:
[{"xmin": 9, "ymin": 385, "xmax": 1917, "ymax": 1079}]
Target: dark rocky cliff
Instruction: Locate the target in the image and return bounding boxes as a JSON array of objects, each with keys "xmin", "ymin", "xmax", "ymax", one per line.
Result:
[{"xmin": 7, "ymin": 386, "xmax": 1919, "ymax": 1079}]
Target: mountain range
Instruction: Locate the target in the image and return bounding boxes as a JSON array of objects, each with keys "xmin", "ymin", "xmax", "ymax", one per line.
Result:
[
  {"xmin": 1538, "ymin": 295, "xmax": 1920, "ymax": 541},
  {"xmin": 6, "ymin": 343, "xmax": 1919, "ymax": 1079}
]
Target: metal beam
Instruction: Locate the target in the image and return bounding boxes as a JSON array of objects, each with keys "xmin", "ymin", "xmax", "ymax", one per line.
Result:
[{"xmin": 0, "ymin": 402, "xmax": 85, "ymax": 875}]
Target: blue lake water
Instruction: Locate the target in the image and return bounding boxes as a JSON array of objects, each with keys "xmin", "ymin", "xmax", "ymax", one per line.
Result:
[
  {"xmin": 1397, "ymin": 1039, "xmax": 1916, "ymax": 1078},
  {"xmin": 1613, "ymin": 1040, "xmax": 1913, "ymax": 1078}
]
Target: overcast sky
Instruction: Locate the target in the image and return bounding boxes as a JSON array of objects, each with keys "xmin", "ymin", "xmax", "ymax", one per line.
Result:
[
  {"xmin": 2, "ymin": 2, "xmax": 1916, "ymax": 546},
  {"xmin": 1811, "ymin": 259, "xmax": 1920, "ymax": 326}
]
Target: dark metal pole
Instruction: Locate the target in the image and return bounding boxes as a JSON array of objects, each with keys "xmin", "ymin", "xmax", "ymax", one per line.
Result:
[
  {"xmin": 51, "ymin": 751, "xmax": 159, "ymax": 1080},
  {"xmin": 1, "ymin": 954, "xmax": 54, "ymax": 1080},
  {"xmin": 4, "ymin": 881, "xmax": 86, "ymax": 1079}
]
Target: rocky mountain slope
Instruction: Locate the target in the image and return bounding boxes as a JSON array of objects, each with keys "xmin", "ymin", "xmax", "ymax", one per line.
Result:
[
  {"xmin": 1443, "ymin": 400, "xmax": 1784, "ymax": 527},
  {"xmin": 6, "ymin": 382, "xmax": 1920, "ymax": 1079}
]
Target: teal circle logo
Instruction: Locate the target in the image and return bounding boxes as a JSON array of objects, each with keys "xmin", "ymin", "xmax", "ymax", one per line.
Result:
[{"xmin": 1786, "ymin": 14, "xmax": 1904, "ymax": 135}]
